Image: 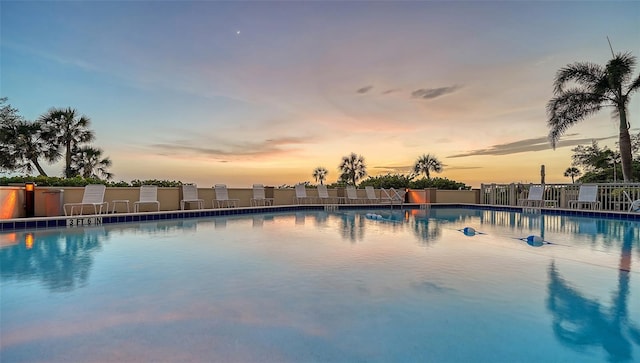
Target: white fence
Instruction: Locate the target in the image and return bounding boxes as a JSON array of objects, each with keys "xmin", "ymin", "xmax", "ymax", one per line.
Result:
[{"xmin": 480, "ymin": 183, "xmax": 640, "ymax": 211}]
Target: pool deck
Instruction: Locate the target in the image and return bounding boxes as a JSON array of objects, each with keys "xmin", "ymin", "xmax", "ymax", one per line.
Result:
[{"xmin": 2, "ymin": 203, "xmax": 640, "ymax": 232}]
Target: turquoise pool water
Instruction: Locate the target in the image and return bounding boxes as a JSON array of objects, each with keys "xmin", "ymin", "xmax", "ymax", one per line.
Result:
[{"xmin": 1, "ymin": 208, "xmax": 639, "ymax": 362}]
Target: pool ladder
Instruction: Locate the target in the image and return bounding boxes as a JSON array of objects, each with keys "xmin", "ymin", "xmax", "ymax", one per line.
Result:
[{"xmin": 324, "ymin": 205, "xmax": 339, "ymax": 212}]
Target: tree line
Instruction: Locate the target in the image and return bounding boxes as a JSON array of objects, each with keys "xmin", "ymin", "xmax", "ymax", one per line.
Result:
[
  {"xmin": 310, "ymin": 152, "xmax": 469, "ymax": 190},
  {"xmin": 564, "ymin": 136, "xmax": 640, "ymax": 184},
  {"xmin": 0, "ymin": 98, "xmax": 113, "ymax": 180}
]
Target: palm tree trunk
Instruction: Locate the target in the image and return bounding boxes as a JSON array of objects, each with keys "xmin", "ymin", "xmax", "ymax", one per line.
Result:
[
  {"xmin": 65, "ymin": 140, "xmax": 72, "ymax": 178},
  {"xmin": 619, "ymin": 106, "xmax": 633, "ymax": 182},
  {"xmin": 31, "ymin": 158, "xmax": 48, "ymax": 176}
]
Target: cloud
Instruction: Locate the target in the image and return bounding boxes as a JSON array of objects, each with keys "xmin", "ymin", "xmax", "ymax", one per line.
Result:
[
  {"xmin": 448, "ymin": 134, "xmax": 615, "ymax": 158},
  {"xmin": 372, "ymin": 165, "xmax": 413, "ymax": 173},
  {"xmin": 149, "ymin": 136, "xmax": 315, "ymax": 160},
  {"xmin": 411, "ymin": 85, "xmax": 461, "ymax": 100},
  {"xmin": 445, "ymin": 166, "xmax": 483, "ymax": 170},
  {"xmin": 356, "ymin": 85, "xmax": 373, "ymax": 94},
  {"xmin": 382, "ymin": 88, "xmax": 400, "ymax": 95}
]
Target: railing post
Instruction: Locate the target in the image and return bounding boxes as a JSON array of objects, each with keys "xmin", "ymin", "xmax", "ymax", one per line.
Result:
[
  {"xmin": 490, "ymin": 183, "xmax": 496, "ymax": 205},
  {"xmin": 509, "ymin": 183, "xmax": 516, "ymax": 206}
]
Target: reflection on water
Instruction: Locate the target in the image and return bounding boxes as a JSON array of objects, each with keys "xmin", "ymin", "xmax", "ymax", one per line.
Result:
[
  {"xmin": 547, "ymin": 226, "xmax": 640, "ymax": 362},
  {"xmin": 2, "ymin": 209, "xmax": 639, "ymax": 291},
  {"xmin": 0, "ymin": 227, "xmax": 106, "ymax": 292},
  {"xmin": 1, "ymin": 208, "xmax": 639, "ymax": 361},
  {"xmin": 412, "ymin": 216, "xmax": 442, "ymax": 243},
  {"xmin": 337, "ymin": 211, "xmax": 365, "ymax": 242},
  {"xmin": 0, "ymin": 220, "xmax": 197, "ymax": 292},
  {"xmin": 475, "ymin": 209, "xmax": 640, "ymax": 245}
]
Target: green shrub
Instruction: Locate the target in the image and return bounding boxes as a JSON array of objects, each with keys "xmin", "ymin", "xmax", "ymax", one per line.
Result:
[
  {"xmin": 358, "ymin": 174, "xmax": 413, "ymax": 189},
  {"xmin": 410, "ymin": 177, "xmax": 470, "ymax": 190},
  {"xmin": 130, "ymin": 179, "xmax": 183, "ymax": 187},
  {"xmin": 0, "ymin": 176, "xmax": 184, "ymax": 187},
  {"xmin": 358, "ymin": 174, "xmax": 469, "ymax": 190}
]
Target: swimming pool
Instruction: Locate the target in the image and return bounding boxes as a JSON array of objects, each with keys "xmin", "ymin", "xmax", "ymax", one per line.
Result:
[{"xmin": 1, "ymin": 207, "xmax": 639, "ymax": 362}]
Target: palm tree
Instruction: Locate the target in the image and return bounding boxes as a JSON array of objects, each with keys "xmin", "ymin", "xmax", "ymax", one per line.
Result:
[
  {"xmin": 339, "ymin": 152, "xmax": 367, "ymax": 186},
  {"xmin": 39, "ymin": 108, "xmax": 95, "ymax": 178},
  {"xmin": 72, "ymin": 146, "xmax": 113, "ymax": 180},
  {"xmin": 563, "ymin": 167, "xmax": 581, "ymax": 183},
  {"xmin": 413, "ymin": 154, "xmax": 443, "ymax": 179},
  {"xmin": 312, "ymin": 167, "xmax": 328, "ymax": 185},
  {"xmin": 12, "ymin": 120, "xmax": 59, "ymax": 176},
  {"xmin": 1, "ymin": 99, "xmax": 58, "ymax": 175},
  {"xmin": 548, "ymin": 51, "xmax": 640, "ymax": 182}
]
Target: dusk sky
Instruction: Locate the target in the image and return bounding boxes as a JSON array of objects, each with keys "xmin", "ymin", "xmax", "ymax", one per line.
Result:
[{"xmin": 2, "ymin": 1, "xmax": 639, "ymax": 188}]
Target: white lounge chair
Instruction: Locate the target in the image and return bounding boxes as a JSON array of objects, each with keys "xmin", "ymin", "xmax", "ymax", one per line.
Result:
[
  {"xmin": 345, "ymin": 185, "xmax": 367, "ymax": 204},
  {"xmin": 294, "ymin": 184, "xmax": 313, "ymax": 204},
  {"xmin": 365, "ymin": 186, "xmax": 380, "ymax": 203},
  {"xmin": 518, "ymin": 185, "xmax": 543, "ymax": 207},
  {"xmin": 214, "ymin": 184, "xmax": 240, "ymax": 208},
  {"xmin": 251, "ymin": 184, "xmax": 273, "ymax": 206},
  {"xmin": 316, "ymin": 185, "xmax": 340, "ymax": 204},
  {"xmin": 134, "ymin": 185, "xmax": 160, "ymax": 212},
  {"xmin": 623, "ymin": 191, "xmax": 640, "ymax": 212},
  {"xmin": 181, "ymin": 184, "xmax": 204, "ymax": 210},
  {"xmin": 316, "ymin": 184, "xmax": 331, "ymax": 204},
  {"xmin": 569, "ymin": 185, "xmax": 600, "ymax": 210},
  {"xmin": 64, "ymin": 184, "xmax": 108, "ymax": 216},
  {"xmin": 517, "ymin": 185, "xmax": 557, "ymax": 208},
  {"xmin": 381, "ymin": 188, "xmax": 405, "ymax": 206}
]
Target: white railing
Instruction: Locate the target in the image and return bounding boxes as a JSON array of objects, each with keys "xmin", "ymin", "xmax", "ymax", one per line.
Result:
[{"xmin": 480, "ymin": 183, "xmax": 640, "ymax": 211}]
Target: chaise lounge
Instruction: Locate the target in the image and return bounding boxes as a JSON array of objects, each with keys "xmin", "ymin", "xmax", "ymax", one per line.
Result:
[{"xmin": 63, "ymin": 184, "xmax": 108, "ymax": 216}]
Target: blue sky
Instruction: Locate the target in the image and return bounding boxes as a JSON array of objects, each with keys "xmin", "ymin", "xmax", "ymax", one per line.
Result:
[{"xmin": 2, "ymin": 1, "xmax": 639, "ymax": 187}]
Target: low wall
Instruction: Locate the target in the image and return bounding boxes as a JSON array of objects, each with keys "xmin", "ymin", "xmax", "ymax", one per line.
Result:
[
  {"xmin": 436, "ymin": 190, "xmax": 480, "ymax": 204},
  {"xmin": 0, "ymin": 186, "xmax": 479, "ymax": 219},
  {"xmin": 0, "ymin": 187, "xmax": 24, "ymax": 219},
  {"xmin": 406, "ymin": 188, "xmax": 479, "ymax": 204}
]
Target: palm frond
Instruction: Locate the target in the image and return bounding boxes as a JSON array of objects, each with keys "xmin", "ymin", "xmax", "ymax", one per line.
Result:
[
  {"xmin": 554, "ymin": 62, "xmax": 605, "ymax": 94},
  {"xmin": 626, "ymin": 73, "xmax": 640, "ymax": 97},
  {"xmin": 607, "ymin": 52, "xmax": 637, "ymax": 88},
  {"xmin": 547, "ymin": 90, "xmax": 604, "ymax": 148}
]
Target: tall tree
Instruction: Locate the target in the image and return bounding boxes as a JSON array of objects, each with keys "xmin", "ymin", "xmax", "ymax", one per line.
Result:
[
  {"xmin": 413, "ymin": 153, "xmax": 443, "ymax": 179},
  {"xmin": 0, "ymin": 98, "xmax": 57, "ymax": 175},
  {"xmin": 39, "ymin": 108, "xmax": 95, "ymax": 178},
  {"xmin": 563, "ymin": 167, "xmax": 581, "ymax": 183},
  {"xmin": 312, "ymin": 166, "xmax": 328, "ymax": 185},
  {"xmin": 72, "ymin": 146, "xmax": 113, "ymax": 180},
  {"xmin": 1, "ymin": 98, "xmax": 24, "ymax": 171},
  {"xmin": 547, "ymin": 51, "xmax": 640, "ymax": 182},
  {"xmin": 6, "ymin": 120, "xmax": 58, "ymax": 176},
  {"xmin": 571, "ymin": 140, "xmax": 613, "ymax": 172},
  {"xmin": 621, "ymin": 131, "xmax": 640, "ymax": 160},
  {"xmin": 339, "ymin": 152, "xmax": 367, "ymax": 186}
]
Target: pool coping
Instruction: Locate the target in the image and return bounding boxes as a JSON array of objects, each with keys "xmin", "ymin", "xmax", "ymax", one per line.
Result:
[{"xmin": 2, "ymin": 203, "xmax": 640, "ymax": 232}]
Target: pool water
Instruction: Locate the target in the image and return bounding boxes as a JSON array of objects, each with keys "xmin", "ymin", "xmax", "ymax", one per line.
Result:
[{"xmin": 1, "ymin": 208, "xmax": 639, "ymax": 362}]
